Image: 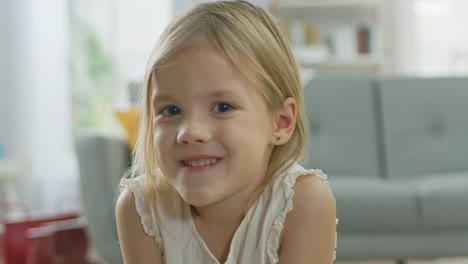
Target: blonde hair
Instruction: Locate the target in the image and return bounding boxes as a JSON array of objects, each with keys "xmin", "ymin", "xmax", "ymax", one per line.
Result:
[{"xmin": 130, "ymin": 0, "xmax": 309, "ymax": 213}]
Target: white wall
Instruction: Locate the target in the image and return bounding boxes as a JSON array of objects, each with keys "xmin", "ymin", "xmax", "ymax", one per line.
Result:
[
  {"xmin": 73, "ymin": 0, "xmax": 172, "ymax": 109},
  {"xmin": 390, "ymin": 0, "xmax": 468, "ymax": 76},
  {"xmin": 388, "ymin": 0, "xmax": 417, "ymax": 75},
  {"xmin": 0, "ymin": 0, "xmax": 173, "ymax": 210},
  {"xmin": 115, "ymin": 0, "xmax": 172, "ymax": 82},
  {"xmin": 0, "ymin": 1, "xmax": 17, "ymax": 154},
  {"xmin": 0, "ymin": 0, "xmax": 78, "ymax": 211},
  {"xmin": 413, "ymin": 0, "xmax": 468, "ymax": 75}
]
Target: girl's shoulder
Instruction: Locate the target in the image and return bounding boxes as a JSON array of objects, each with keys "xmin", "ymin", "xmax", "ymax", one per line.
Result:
[
  {"xmin": 119, "ymin": 174, "xmax": 146, "ymax": 192},
  {"xmin": 117, "ymin": 175, "xmax": 180, "ymax": 249},
  {"xmin": 115, "ymin": 181, "xmax": 165, "ymax": 263},
  {"xmin": 270, "ymin": 162, "xmax": 331, "ymax": 194},
  {"xmin": 276, "ymin": 163, "xmax": 337, "ymax": 262},
  {"xmin": 118, "ymin": 175, "xmax": 164, "ymax": 238},
  {"xmin": 272, "ymin": 163, "xmax": 335, "ymax": 228}
]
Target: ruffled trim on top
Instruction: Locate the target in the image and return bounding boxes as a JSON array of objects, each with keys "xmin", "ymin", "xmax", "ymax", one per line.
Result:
[
  {"xmin": 119, "ymin": 177, "xmax": 164, "ymax": 251},
  {"xmin": 266, "ymin": 166, "xmax": 338, "ymax": 263}
]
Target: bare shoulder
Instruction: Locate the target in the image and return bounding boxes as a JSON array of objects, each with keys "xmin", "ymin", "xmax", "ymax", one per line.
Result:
[
  {"xmin": 115, "ymin": 187, "xmax": 164, "ymax": 264},
  {"xmin": 278, "ymin": 172, "xmax": 337, "ymax": 264}
]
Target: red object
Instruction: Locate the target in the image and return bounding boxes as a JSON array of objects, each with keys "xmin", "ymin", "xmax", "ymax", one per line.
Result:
[
  {"xmin": 24, "ymin": 226, "xmax": 54, "ymax": 264},
  {"xmin": 2, "ymin": 211, "xmax": 80, "ymax": 264},
  {"xmin": 25, "ymin": 217, "xmax": 90, "ymax": 264},
  {"xmin": 0, "ymin": 200, "xmax": 32, "ymax": 264}
]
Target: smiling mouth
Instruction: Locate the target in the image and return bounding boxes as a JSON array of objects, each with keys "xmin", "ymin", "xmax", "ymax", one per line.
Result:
[{"xmin": 182, "ymin": 158, "xmax": 220, "ymax": 167}]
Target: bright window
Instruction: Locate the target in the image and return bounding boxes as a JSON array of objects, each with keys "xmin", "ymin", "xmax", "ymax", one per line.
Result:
[{"xmin": 69, "ymin": 0, "xmax": 172, "ymax": 131}]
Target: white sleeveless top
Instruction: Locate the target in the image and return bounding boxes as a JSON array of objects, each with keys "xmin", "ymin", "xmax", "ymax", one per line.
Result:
[{"xmin": 120, "ymin": 162, "xmax": 338, "ymax": 264}]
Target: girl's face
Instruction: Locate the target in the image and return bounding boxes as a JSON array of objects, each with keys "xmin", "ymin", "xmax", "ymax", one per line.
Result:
[{"xmin": 152, "ymin": 47, "xmax": 275, "ymax": 207}]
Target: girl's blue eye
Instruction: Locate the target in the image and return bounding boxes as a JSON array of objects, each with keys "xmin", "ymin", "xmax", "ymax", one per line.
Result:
[
  {"xmin": 160, "ymin": 105, "xmax": 181, "ymax": 116},
  {"xmin": 213, "ymin": 103, "xmax": 234, "ymax": 113}
]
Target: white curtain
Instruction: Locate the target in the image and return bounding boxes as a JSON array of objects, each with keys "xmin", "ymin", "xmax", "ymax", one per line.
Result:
[{"xmin": 0, "ymin": 0, "xmax": 78, "ymax": 211}]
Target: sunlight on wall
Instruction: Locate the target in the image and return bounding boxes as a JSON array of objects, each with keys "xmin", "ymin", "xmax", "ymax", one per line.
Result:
[
  {"xmin": 412, "ymin": 0, "xmax": 468, "ymax": 76},
  {"xmin": 0, "ymin": 0, "xmax": 78, "ymax": 211}
]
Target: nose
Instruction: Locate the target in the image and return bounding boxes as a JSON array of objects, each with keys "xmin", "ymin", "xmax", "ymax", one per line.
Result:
[{"xmin": 176, "ymin": 115, "xmax": 212, "ymax": 145}]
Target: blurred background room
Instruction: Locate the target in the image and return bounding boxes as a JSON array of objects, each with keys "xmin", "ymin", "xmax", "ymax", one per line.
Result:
[{"xmin": 0, "ymin": 0, "xmax": 467, "ymax": 263}]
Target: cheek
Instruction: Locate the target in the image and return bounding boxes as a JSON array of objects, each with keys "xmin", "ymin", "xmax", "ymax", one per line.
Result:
[
  {"xmin": 152, "ymin": 127, "xmax": 175, "ymax": 174},
  {"xmin": 216, "ymin": 125, "xmax": 230, "ymax": 140},
  {"xmin": 216, "ymin": 118, "xmax": 269, "ymax": 148},
  {"xmin": 151, "ymin": 130, "xmax": 163, "ymax": 164},
  {"xmin": 152, "ymin": 128, "xmax": 163, "ymax": 147},
  {"xmin": 216, "ymin": 122, "xmax": 246, "ymax": 143},
  {"xmin": 153, "ymin": 126, "xmax": 173, "ymax": 155}
]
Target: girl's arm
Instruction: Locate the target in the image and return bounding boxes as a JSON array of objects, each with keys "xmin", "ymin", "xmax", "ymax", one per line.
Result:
[
  {"xmin": 279, "ymin": 174, "xmax": 337, "ymax": 264},
  {"xmin": 116, "ymin": 188, "xmax": 164, "ymax": 264}
]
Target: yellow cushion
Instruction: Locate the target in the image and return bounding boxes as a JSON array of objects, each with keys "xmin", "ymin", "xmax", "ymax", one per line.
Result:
[{"xmin": 115, "ymin": 107, "xmax": 141, "ymax": 150}]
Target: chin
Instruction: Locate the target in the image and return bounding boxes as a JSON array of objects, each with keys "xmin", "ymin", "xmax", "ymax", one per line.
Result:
[{"xmin": 178, "ymin": 189, "xmax": 218, "ymax": 207}]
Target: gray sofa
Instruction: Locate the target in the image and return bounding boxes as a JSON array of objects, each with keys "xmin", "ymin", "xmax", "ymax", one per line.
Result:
[
  {"xmin": 76, "ymin": 131, "xmax": 130, "ymax": 264},
  {"xmin": 75, "ymin": 75, "xmax": 468, "ymax": 263},
  {"xmin": 303, "ymin": 75, "xmax": 468, "ymax": 260}
]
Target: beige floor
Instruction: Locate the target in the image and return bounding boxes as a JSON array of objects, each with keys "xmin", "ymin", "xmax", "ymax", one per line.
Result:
[
  {"xmin": 86, "ymin": 257, "xmax": 468, "ymax": 264},
  {"xmin": 82, "ymin": 244, "xmax": 468, "ymax": 264},
  {"xmin": 86, "ymin": 251, "xmax": 468, "ymax": 264},
  {"xmin": 86, "ymin": 256, "xmax": 468, "ymax": 264},
  {"xmin": 336, "ymin": 258, "xmax": 468, "ymax": 264}
]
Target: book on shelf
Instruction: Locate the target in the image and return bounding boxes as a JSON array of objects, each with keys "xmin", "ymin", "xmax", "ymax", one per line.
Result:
[
  {"xmin": 327, "ymin": 23, "xmax": 377, "ymax": 58},
  {"xmin": 292, "ymin": 45, "xmax": 329, "ymax": 64},
  {"xmin": 284, "ymin": 19, "xmax": 321, "ymax": 46},
  {"xmin": 283, "ymin": 18, "xmax": 381, "ymax": 66}
]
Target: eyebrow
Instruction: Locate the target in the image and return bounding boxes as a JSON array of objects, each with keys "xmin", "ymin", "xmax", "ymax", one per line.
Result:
[
  {"xmin": 206, "ymin": 89, "xmax": 242, "ymax": 100},
  {"xmin": 152, "ymin": 93, "xmax": 171, "ymax": 104},
  {"xmin": 153, "ymin": 89, "xmax": 242, "ymax": 105}
]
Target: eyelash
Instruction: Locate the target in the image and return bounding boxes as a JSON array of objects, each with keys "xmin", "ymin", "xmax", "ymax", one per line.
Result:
[
  {"xmin": 158, "ymin": 102, "xmax": 236, "ymax": 117},
  {"xmin": 159, "ymin": 105, "xmax": 181, "ymax": 116},
  {"xmin": 212, "ymin": 102, "xmax": 235, "ymax": 113}
]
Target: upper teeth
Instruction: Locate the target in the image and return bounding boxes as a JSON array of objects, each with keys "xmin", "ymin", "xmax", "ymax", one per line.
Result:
[{"xmin": 184, "ymin": 158, "xmax": 218, "ymax": 167}]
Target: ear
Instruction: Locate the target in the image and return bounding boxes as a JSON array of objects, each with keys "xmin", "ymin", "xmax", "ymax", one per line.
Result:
[{"xmin": 271, "ymin": 97, "xmax": 297, "ymax": 145}]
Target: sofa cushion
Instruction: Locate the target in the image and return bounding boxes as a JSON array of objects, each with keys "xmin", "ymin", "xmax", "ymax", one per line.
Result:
[
  {"xmin": 75, "ymin": 132, "xmax": 129, "ymax": 264},
  {"xmin": 379, "ymin": 77, "xmax": 468, "ymax": 178},
  {"xmin": 303, "ymin": 75, "xmax": 382, "ymax": 178},
  {"xmin": 403, "ymin": 172, "xmax": 468, "ymax": 230},
  {"xmin": 329, "ymin": 177, "xmax": 420, "ymax": 232}
]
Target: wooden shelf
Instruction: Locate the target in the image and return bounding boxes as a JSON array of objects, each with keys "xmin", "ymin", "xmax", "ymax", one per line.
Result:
[
  {"xmin": 277, "ymin": 0, "xmax": 380, "ymax": 9},
  {"xmin": 0, "ymin": 158, "xmax": 24, "ymax": 178},
  {"xmin": 276, "ymin": 0, "xmax": 387, "ymax": 73},
  {"xmin": 292, "ymin": 45, "xmax": 382, "ymax": 69},
  {"xmin": 299, "ymin": 55, "xmax": 382, "ymax": 69}
]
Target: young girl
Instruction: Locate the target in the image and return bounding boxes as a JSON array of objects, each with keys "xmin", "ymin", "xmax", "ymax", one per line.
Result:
[{"xmin": 116, "ymin": 1, "xmax": 337, "ymax": 263}]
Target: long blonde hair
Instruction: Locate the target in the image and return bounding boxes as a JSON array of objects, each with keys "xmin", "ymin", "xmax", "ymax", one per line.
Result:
[{"xmin": 130, "ymin": 0, "xmax": 309, "ymax": 213}]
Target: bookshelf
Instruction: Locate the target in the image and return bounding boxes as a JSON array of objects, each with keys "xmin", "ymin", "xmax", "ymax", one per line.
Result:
[{"xmin": 273, "ymin": 0, "xmax": 388, "ymax": 73}]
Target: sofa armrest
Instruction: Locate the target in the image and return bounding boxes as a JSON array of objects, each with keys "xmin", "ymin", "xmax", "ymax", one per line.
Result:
[{"xmin": 75, "ymin": 131, "xmax": 130, "ymax": 264}]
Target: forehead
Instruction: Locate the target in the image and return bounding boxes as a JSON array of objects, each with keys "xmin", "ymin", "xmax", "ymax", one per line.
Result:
[
  {"xmin": 157, "ymin": 47, "xmax": 238, "ymax": 81},
  {"xmin": 153, "ymin": 47, "xmax": 255, "ymax": 97}
]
